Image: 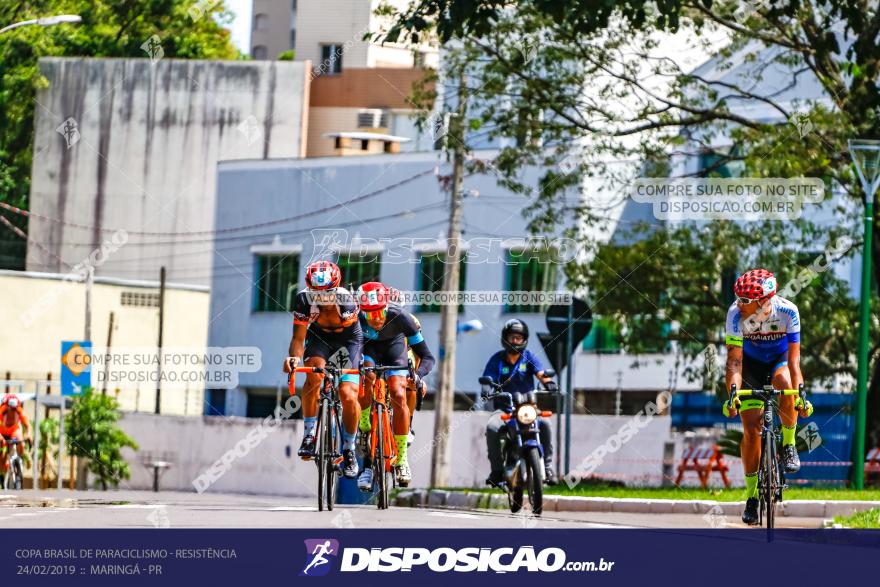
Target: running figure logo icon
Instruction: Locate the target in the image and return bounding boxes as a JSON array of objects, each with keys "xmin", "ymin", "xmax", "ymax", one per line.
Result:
[{"xmin": 300, "ymin": 539, "xmax": 339, "ymax": 577}]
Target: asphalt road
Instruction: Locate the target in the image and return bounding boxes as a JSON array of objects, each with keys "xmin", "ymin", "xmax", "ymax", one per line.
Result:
[{"xmin": 0, "ymin": 490, "xmax": 825, "ymax": 529}]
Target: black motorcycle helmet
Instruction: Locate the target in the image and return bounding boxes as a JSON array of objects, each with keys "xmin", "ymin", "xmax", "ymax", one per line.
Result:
[{"xmin": 501, "ymin": 319, "xmax": 529, "ymax": 354}]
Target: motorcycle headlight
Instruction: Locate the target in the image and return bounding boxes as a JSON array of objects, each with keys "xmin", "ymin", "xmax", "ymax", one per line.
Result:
[{"xmin": 516, "ymin": 404, "xmax": 538, "ymax": 425}]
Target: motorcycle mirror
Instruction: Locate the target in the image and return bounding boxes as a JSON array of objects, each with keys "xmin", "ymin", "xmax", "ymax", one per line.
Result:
[
  {"xmin": 543, "ymin": 369, "xmax": 556, "ymax": 378},
  {"xmin": 478, "ymin": 376, "xmax": 494, "ymax": 385}
]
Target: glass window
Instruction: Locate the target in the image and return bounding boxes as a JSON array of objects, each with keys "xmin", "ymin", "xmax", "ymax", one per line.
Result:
[
  {"xmin": 320, "ymin": 44, "xmax": 343, "ymax": 74},
  {"xmin": 337, "ymin": 253, "xmax": 381, "ymax": 288},
  {"xmin": 504, "ymin": 249, "xmax": 558, "ymax": 313},
  {"xmin": 252, "ymin": 45, "xmax": 268, "ymax": 60},
  {"xmin": 698, "ymin": 148, "xmax": 744, "ymax": 178},
  {"xmin": 417, "ymin": 252, "xmax": 466, "ymax": 312},
  {"xmin": 253, "ymin": 13, "xmax": 269, "ymax": 30},
  {"xmin": 581, "ymin": 318, "xmax": 621, "ymax": 353},
  {"xmin": 254, "ymin": 253, "xmax": 299, "ymax": 312}
]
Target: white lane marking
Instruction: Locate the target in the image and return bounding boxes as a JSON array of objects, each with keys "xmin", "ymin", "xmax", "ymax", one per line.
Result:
[
  {"xmin": 426, "ymin": 511, "xmax": 481, "ymax": 519},
  {"xmin": 267, "ymin": 506, "xmax": 315, "ymax": 511},
  {"xmin": 106, "ymin": 504, "xmax": 166, "ymax": 509}
]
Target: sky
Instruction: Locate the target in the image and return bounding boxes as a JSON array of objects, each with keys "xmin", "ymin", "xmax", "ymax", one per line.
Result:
[{"xmin": 225, "ymin": 0, "xmax": 252, "ymax": 54}]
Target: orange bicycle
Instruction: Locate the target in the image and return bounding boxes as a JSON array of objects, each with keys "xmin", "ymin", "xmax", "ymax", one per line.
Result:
[{"xmin": 361, "ymin": 363, "xmax": 413, "ymax": 509}]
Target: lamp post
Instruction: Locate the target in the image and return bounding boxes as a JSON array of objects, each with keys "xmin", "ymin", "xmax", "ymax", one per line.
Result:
[
  {"xmin": 848, "ymin": 138, "xmax": 880, "ymax": 490},
  {"xmin": 0, "ymin": 14, "xmax": 81, "ymax": 35}
]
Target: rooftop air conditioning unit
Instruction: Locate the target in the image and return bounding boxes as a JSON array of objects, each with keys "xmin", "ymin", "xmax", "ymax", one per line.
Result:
[{"xmin": 357, "ymin": 109, "xmax": 389, "ymax": 129}]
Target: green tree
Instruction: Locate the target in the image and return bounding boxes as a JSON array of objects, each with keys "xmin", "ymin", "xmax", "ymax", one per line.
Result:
[
  {"xmin": 379, "ymin": 0, "xmax": 880, "ymax": 447},
  {"xmin": 38, "ymin": 416, "xmax": 59, "ymax": 486},
  {"xmin": 0, "ymin": 1, "xmax": 240, "ymax": 268},
  {"xmin": 66, "ymin": 388, "xmax": 138, "ymax": 489}
]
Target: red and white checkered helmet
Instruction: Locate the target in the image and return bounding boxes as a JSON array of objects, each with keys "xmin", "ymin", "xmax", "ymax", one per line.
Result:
[
  {"xmin": 2, "ymin": 394, "xmax": 20, "ymax": 409},
  {"xmin": 305, "ymin": 261, "xmax": 341, "ymax": 291},
  {"xmin": 734, "ymin": 268, "xmax": 777, "ymax": 301}
]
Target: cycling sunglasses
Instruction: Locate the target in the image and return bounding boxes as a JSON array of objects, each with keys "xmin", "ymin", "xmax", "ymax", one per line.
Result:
[
  {"xmin": 362, "ymin": 308, "xmax": 387, "ymax": 321},
  {"xmin": 736, "ymin": 295, "xmax": 764, "ymax": 305}
]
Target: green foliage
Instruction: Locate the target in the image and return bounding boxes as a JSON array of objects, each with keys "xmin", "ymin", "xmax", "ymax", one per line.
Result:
[
  {"xmin": 0, "ymin": 1, "xmax": 240, "ymax": 267},
  {"xmin": 65, "ymin": 388, "xmax": 138, "ymax": 489},
  {"xmin": 277, "ymin": 49, "xmax": 295, "ymax": 61},
  {"xmin": 38, "ymin": 416, "xmax": 59, "ymax": 484}
]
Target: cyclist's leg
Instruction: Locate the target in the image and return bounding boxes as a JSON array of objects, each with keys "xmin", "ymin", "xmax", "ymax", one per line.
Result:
[
  {"xmin": 771, "ymin": 361, "xmax": 797, "ymax": 446},
  {"xmin": 301, "ymin": 332, "xmax": 331, "ymax": 439},
  {"xmin": 359, "ymin": 350, "xmax": 377, "ymax": 435},
  {"xmin": 740, "ymin": 355, "xmax": 770, "ymax": 500},
  {"xmin": 338, "ymin": 324, "xmax": 363, "ymax": 454}
]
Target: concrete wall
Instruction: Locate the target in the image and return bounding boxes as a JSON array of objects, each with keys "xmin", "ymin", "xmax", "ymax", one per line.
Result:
[
  {"xmin": 27, "ymin": 57, "xmax": 309, "ymax": 286},
  {"xmin": 0, "ymin": 270, "xmax": 209, "ymax": 415},
  {"xmin": 117, "ymin": 410, "xmax": 672, "ymax": 495}
]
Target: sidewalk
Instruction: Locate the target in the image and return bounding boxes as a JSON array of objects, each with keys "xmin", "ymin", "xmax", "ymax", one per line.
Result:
[{"xmin": 393, "ymin": 489, "xmax": 880, "ymax": 518}]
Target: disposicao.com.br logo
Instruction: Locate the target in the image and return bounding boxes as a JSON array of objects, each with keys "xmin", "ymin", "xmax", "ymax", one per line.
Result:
[{"xmin": 301, "ymin": 542, "xmax": 614, "ymax": 575}]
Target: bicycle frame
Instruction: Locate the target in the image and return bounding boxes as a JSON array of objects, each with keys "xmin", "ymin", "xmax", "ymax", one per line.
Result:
[{"xmin": 2, "ymin": 437, "xmax": 24, "ymax": 490}]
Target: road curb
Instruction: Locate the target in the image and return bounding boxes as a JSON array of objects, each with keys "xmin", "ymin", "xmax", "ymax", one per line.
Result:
[{"xmin": 393, "ymin": 489, "xmax": 880, "ymax": 518}]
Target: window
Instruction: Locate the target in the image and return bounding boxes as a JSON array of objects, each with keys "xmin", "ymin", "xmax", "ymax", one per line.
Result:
[
  {"xmin": 320, "ymin": 44, "xmax": 343, "ymax": 74},
  {"xmin": 698, "ymin": 148, "xmax": 744, "ymax": 178},
  {"xmin": 417, "ymin": 252, "xmax": 466, "ymax": 312},
  {"xmin": 289, "ymin": 29, "xmax": 296, "ymax": 49},
  {"xmin": 253, "ymin": 13, "xmax": 269, "ymax": 30},
  {"xmin": 504, "ymin": 249, "xmax": 558, "ymax": 312},
  {"xmin": 205, "ymin": 389, "xmax": 226, "ymax": 416},
  {"xmin": 121, "ymin": 291, "xmax": 159, "ymax": 307},
  {"xmin": 254, "ymin": 253, "xmax": 299, "ymax": 312},
  {"xmin": 252, "ymin": 45, "xmax": 268, "ymax": 60},
  {"xmin": 337, "ymin": 253, "xmax": 381, "ymax": 288},
  {"xmin": 581, "ymin": 318, "xmax": 621, "ymax": 353}
]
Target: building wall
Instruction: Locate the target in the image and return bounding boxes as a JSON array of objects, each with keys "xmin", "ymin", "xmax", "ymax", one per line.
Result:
[
  {"xmin": 0, "ymin": 270, "xmax": 209, "ymax": 416},
  {"xmin": 250, "ymin": 0, "xmax": 296, "ymax": 60},
  {"xmin": 294, "ymin": 0, "xmax": 374, "ymax": 68},
  {"xmin": 27, "ymin": 58, "xmax": 310, "ymax": 286},
  {"xmin": 209, "ymin": 152, "xmax": 581, "ymax": 415}
]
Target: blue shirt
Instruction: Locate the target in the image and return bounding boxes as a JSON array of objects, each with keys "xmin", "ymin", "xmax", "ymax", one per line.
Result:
[
  {"xmin": 482, "ymin": 349, "xmax": 544, "ymax": 411},
  {"xmin": 725, "ymin": 296, "xmax": 801, "ymax": 363}
]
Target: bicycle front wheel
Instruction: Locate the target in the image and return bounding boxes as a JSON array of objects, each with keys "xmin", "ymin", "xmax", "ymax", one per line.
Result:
[
  {"xmin": 376, "ymin": 404, "xmax": 388, "ymax": 509},
  {"xmin": 12, "ymin": 458, "xmax": 22, "ymax": 490},
  {"xmin": 325, "ymin": 404, "xmax": 339, "ymax": 512},
  {"xmin": 316, "ymin": 398, "xmax": 329, "ymax": 511},
  {"xmin": 762, "ymin": 430, "xmax": 776, "ymax": 531}
]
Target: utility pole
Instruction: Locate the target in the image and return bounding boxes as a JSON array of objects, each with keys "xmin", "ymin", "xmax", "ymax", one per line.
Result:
[
  {"xmin": 84, "ymin": 266, "xmax": 93, "ymax": 342},
  {"xmin": 154, "ymin": 267, "xmax": 166, "ymax": 415},
  {"xmin": 102, "ymin": 312, "xmax": 115, "ymax": 395},
  {"xmin": 430, "ymin": 73, "xmax": 467, "ymax": 488}
]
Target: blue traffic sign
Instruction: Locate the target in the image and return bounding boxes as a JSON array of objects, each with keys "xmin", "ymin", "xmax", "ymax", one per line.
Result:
[{"xmin": 61, "ymin": 340, "xmax": 92, "ymax": 396}]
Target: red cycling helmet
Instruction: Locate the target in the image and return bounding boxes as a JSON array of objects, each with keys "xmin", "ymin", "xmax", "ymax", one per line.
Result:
[
  {"xmin": 357, "ymin": 281, "xmax": 390, "ymax": 311},
  {"xmin": 734, "ymin": 268, "xmax": 777, "ymax": 301},
  {"xmin": 3, "ymin": 394, "xmax": 20, "ymax": 409},
  {"xmin": 305, "ymin": 261, "xmax": 341, "ymax": 291}
]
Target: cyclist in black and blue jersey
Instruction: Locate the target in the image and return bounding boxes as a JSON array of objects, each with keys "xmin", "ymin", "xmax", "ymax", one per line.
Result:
[
  {"xmin": 355, "ymin": 282, "xmax": 435, "ymax": 489},
  {"xmin": 723, "ymin": 268, "xmax": 813, "ymax": 525}
]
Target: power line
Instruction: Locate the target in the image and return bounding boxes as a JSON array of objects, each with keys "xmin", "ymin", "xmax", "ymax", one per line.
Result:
[{"xmin": 0, "ymin": 167, "xmax": 438, "ymax": 238}]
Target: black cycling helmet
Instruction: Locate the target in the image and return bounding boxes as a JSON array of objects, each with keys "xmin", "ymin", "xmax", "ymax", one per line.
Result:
[{"xmin": 501, "ymin": 319, "xmax": 529, "ymax": 353}]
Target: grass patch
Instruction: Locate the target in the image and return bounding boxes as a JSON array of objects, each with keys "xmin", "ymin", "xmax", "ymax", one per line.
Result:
[
  {"xmin": 834, "ymin": 508, "xmax": 880, "ymax": 528},
  {"xmin": 440, "ymin": 485, "xmax": 880, "ymax": 502}
]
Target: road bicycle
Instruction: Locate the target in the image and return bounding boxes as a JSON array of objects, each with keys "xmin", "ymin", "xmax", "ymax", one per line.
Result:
[
  {"xmin": 728, "ymin": 384, "xmax": 807, "ymax": 539},
  {"xmin": 290, "ymin": 364, "xmax": 359, "ymax": 511},
  {"xmin": 1, "ymin": 437, "xmax": 28, "ymax": 490}
]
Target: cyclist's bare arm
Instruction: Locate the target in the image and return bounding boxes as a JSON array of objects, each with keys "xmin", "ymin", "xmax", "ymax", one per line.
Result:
[
  {"xmin": 284, "ymin": 323, "xmax": 308, "ymax": 372},
  {"xmin": 787, "ymin": 342, "xmax": 804, "ymax": 388},
  {"xmin": 725, "ymin": 345, "xmax": 743, "ymax": 392}
]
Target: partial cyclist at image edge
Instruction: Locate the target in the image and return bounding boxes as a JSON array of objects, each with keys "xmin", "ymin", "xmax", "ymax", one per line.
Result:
[
  {"xmin": 0, "ymin": 394, "xmax": 32, "ymax": 488},
  {"xmin": 483, "ymin": 318, "xmax": 558, "ymax": 487},
  {"xmin": 722, "ymin": 268, "xmax": 813, "ymax": 525},
  {"xmin": 355, "ymin": 281, "xmax": 435, "ymax": 489},
  {"xmin": 283, "ymin": 260, "xmax": 363, "ymax": 479}
]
